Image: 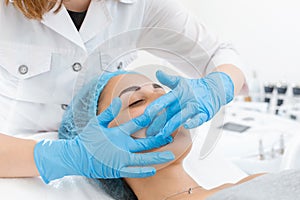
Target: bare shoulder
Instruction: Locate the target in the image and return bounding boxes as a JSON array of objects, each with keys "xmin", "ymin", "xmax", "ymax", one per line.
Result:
[
  {"xmin": 200, "ymin": 173, "xmax": 266, "ymax": 199},
  {"xmin": 235, "ymin": 173, "xmax": 266, "ymax": 184}
]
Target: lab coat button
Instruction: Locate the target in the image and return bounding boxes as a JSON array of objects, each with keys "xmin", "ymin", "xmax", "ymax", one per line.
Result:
[
  {"xmin": 61, "ymin": 104, "xmax": 68, "ymax": 110},
  {"xmin": 18, "ymin": 65, "xmax": 29, "ymax": 75},
  {"xmin": 72, "ymin": 63, "xmax": 82, "ymax": 72}
]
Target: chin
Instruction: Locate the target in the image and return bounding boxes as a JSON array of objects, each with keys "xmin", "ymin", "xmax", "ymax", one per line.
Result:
[
  {"xmin": 109, "ymin": 113, "xmax": 192, "ymax": 170},
  {"xmin": 144, "ymin": 127, "xmax": 192, "ymax": 171}
]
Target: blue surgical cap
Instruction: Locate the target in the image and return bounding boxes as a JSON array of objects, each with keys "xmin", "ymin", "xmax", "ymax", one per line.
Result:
[
  {"xmin": 59, "ymin": 70, "xmax": 129, "ymax": 139},
  {"xmin": 58, "ymin": 70, "xmax": 137, "ymax": 200}
]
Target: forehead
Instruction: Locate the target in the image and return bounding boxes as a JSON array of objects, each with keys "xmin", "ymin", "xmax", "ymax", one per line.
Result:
[
  {"xmin": 101, "ymin": 74, "xmax": 153, "ymax": 101},
  {"xmin": 106, "ymin": 73, "xmax": 154, "ymax": 96}
]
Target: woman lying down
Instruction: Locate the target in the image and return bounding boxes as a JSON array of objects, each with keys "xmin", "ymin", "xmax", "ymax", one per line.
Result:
[{"xmin": 59, "ymin": 70, "xmax": 300, "ymax": 200}]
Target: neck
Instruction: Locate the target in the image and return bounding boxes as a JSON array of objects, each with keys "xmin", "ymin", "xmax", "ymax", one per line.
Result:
[
  {"xmin": 125, "ymin": 159, "xmax": 202, "ymax": 200},
  {"xmin": 63, "ymin": 0, "xmax": 91, "ymax": 12}
]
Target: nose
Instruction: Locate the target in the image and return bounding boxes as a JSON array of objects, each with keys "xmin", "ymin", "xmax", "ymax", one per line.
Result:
[
  {"xmin": 149, "ymin": 92, "xmax": 164, "ymax": 101},
  {"xmin": 140, "ymin": 84, "xmax": 165, "ymax": 101}
]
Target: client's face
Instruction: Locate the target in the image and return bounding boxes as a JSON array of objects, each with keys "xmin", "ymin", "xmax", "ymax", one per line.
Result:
[
  {"xmin": 99, "ymin": 73, "xmax": 166, "ymax": 136},
  {"xmin": 98, "ymin": 73, "xmax": 192, "ymax": 169}
]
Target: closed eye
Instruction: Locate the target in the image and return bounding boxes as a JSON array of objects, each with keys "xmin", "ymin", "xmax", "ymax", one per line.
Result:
[
  {"xmin": 129, "ymin": 99, "xmax": 145, "ymax": 108},
  {"xmin": 153, "ymin": 83, "xmax": 163, "ymax": 89}
]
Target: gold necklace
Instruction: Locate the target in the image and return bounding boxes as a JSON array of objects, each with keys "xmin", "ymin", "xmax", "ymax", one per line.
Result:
[{"xmin": 162, "ymin": 185, "xmax": 202, "ymax": 200}]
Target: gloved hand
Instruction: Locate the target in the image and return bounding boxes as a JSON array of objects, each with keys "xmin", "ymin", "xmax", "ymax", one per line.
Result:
[
  {"xmin": 146, "ymin": 70, "xmax": 234, "ymax": 137},
  {"xmin": 34, "ymin": 98, "xmax": 174, "ymax": 184}
]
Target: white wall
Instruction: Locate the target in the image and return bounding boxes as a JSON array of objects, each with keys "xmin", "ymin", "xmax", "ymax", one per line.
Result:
[{"xmin": 179, "ymin": 0, "xmax": 300, "ymax": 84}]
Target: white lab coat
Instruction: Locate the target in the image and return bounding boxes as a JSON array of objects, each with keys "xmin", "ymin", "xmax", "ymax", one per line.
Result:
[{"xmin": 0, "ymin": 0, "xmax": 244, "ymax": 136}]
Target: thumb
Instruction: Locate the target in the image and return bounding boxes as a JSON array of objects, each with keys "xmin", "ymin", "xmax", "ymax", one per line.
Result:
[
  {"xmin": 97, "ymin": 98, "xmax": 122, "ymax": 127},
  {"xmin": 156, "ymin": 70, "xmax": 180, "ymax": 89}
]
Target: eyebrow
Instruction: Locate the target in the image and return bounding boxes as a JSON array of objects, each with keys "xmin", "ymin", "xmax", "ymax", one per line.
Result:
[
  {"xmin": 118, "ymin": 83, "xmax": 163, "ymax": 97},
  {"xmin": 119, "ymin": 86, "xmax": 141, "ymax": 97}
]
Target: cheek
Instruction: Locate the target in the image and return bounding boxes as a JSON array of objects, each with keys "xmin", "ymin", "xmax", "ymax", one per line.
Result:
[
  {"xmin": 108, "ymin": 92, "xmax": 164, "ymax": 128},
  {"xmin": 128, "ymin": 106, "xmax": 146, "ymax": 119}
]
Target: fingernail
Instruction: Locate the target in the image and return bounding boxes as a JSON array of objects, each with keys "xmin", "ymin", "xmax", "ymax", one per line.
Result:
[
  {"xmin": 150, "ymin": 170, "xmax": 156, "ymax": 176},
  {"xmin": 141, "ymin": 168, "xmax": 156, "ymax": 177},
  {"xmin": 166, "ymin": 136, "xmax": 173, "ymax": 143},
  {"xmin": 160, "ymin": 151, "xmax": 175, "ymax": 160}
]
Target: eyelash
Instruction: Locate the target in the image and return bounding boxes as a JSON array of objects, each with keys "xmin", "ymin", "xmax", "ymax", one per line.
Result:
[
  {"xmin": 129, "ymin": 99, "xmax": 145, "ymax": 108},
  {"xmin": 153, "ymin": 83, "xmax": 163, "ymax": 89}
]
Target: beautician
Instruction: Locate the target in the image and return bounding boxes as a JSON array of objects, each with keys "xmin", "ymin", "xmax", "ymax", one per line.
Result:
[{"xmin": 0, "ymin": 0, "xmax": 246, "ymax": 183}]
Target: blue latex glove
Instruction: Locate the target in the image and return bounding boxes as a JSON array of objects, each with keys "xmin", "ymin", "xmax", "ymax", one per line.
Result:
[
  {"xmin": 146, "ymin": 70, "xmax": 234, "ymax": 137},
  {"xmin": 34, "ymin": 98, "xmax": 174, "ymax": 183}
]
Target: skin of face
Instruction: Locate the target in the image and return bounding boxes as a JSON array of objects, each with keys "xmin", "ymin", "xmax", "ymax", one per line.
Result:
[
  {"xmin": 63, "ymin": 0, "xmax": 91, "ymax": 12},
  {"xmin": 98, "ymin": 73, "xmax": 192, "ymax": 170}
]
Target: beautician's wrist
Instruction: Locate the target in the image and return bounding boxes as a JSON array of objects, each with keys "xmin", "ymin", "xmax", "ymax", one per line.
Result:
[
  {"xmin": 33, "ymin": 139, "xmax": 79, "ymax": 183},
  {"xmin": 213, "ymin": 64, "xmax": 246, "ymax": 95},
  {"xmin": 204, "ymin": 71, "xmax": 234, "ymax": 104}
]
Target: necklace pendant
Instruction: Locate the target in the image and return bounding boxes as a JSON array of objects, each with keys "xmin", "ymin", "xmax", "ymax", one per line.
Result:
[{"xmin": 188, "ymin": 188, "xmax": 193, "ymax": 194}]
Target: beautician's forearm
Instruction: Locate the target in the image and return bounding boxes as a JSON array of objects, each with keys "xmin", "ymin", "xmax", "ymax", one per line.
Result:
[
  {"xmin": 213, "ymin": 64, "xmax": 246, "ymax": 95},
  {"xmin": 0, "ymin": 133, "xmax": 39, "ymax": 178}
]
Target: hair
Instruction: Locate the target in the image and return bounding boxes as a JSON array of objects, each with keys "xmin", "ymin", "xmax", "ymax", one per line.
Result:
[{"xmin": 5, "ymin": 0, "xmax": 63, "ymax": 20}]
